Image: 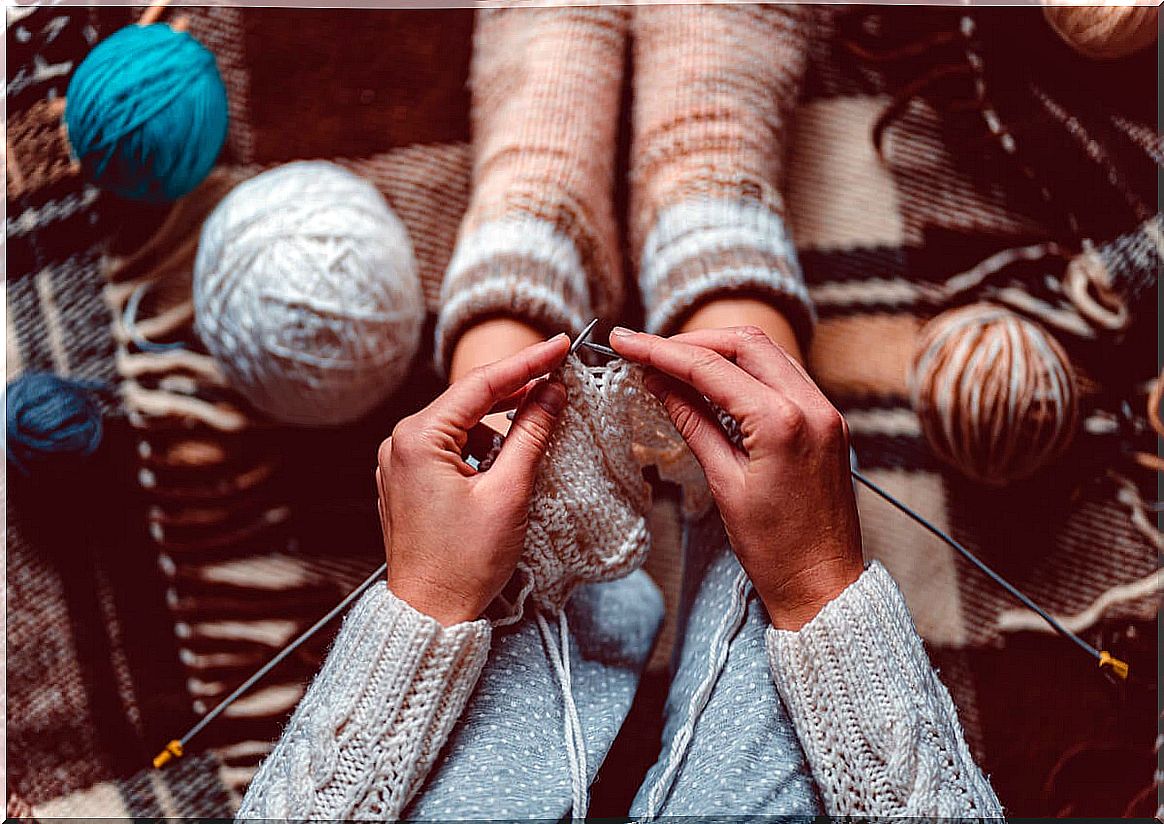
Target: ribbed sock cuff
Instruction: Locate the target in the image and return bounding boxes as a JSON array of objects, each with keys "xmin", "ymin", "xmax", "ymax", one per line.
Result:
[
  {"xmin": 639, "ymin": 198, "xmax": 815, "ymax": 348},
  {"xmin": 435, "ymin": 217, "xmax": 593, "ymax": 375}
]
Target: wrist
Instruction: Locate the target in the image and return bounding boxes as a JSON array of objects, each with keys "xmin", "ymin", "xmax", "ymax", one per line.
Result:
[
  {"xmin": 390, "ymin": 577, "xmax": 483, "ymax": 628},
  {"xmin": 758, "ymin": 556, "xmax": 864, "ymax": 631}
]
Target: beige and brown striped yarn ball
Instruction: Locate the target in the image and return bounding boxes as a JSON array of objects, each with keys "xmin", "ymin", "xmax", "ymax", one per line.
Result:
[
  {"xmin": 1043, "ymin": 3, "xmax": 1158, "ymax": 61},
  {"xmin": 909, "ymin": 304, "xmax": 1079, "ymax": 486}
]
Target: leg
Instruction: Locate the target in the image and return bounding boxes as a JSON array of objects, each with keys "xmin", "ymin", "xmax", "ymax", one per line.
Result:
[
  {"xmin": 404, "ymin": 570, "xmax": 663, "ymax": 820},
  {"xmin": 440, "ymin": 6, "xmax": 629, "ymax": 382},
  {"xmin": 630, "ymin": 512, "xmax": 821, "ymax": 818},
  {"xmin": 629, "ymin": 3, "xmax": 816, "ymax": 359}
]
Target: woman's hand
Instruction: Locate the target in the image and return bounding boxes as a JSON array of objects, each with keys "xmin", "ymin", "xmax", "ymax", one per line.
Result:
[
  {"xmin": 610, "ymin": 325, "xmax": 863, "ymax": 630},
  {"xmin": 377, "ymin": 334, "xmax": 571, "ymax": 626}
]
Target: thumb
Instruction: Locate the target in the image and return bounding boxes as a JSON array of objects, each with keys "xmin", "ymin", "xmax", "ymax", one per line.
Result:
[{"xmin": 484, "ymin": 379, "xmax": 566, "ymax": 496}]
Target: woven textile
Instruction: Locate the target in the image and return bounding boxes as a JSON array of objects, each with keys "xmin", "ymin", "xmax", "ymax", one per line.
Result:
[{"xmin": 6, "ymin": 5, "xmax": 1159, "ymax": 817}]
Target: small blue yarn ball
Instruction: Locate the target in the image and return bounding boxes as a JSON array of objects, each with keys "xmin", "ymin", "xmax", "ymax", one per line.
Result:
[
  {"xmin": 6, "ymin": 374, "xmax": 104, "ymax": 476},
  {"xmin": 65, "ymin": 23, "xmax": 229, "ymax": 202}
]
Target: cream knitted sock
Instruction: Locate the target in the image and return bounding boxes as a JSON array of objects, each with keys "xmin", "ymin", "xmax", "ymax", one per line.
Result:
[{"xmin": 630, "ymin": 4, "xmax": 817, "ymax": 346}]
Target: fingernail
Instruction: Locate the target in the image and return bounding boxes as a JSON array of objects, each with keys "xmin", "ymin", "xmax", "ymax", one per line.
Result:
[
  {"xmin": 611, "ymin": 326, "xmax": 634, "ymax": 338},
  {"xmin": 532, "ymin": 381, "xmax": 566, "ymax": 415}
]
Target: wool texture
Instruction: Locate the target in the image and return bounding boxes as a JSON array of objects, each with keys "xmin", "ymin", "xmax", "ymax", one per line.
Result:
[
  {"xmin": 908, "ymin": 304, "xmax": 1078, "ymax": 486},
  {"xmin": 234, "ymin": 582, "xmax": 491, "ymax": 820},
  {"xmin": 238, "ymin": 560, "xmax": 1002, "ymax": 819},
  {"xmin": 630, "ymin": 4, "xmax": 816, "ymax": 345},
  {"xmin": 193, "ymin": 161, "xmax": 424, "ymax": 427},
  {"xmin": 767, "ymin": 562, "xmax": 1003, "ymax": 818},
  {"xmin": 65, "ymin": 23, "xmax": 228, "ymax": 202},
  {"xmin": 513, "ymin": 356, "xmax": 706, "ymax": 615},
  {"xmin": 434, "ymin": 7, "xmax": 629, "ymax": 371},
  {"xmin": 435, "ymin": 5, "xmax": 817, "ymax": 371}
]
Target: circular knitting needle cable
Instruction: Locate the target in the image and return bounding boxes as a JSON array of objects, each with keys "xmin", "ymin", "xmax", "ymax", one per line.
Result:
[
  {"xmin": 153, "ymin": 321, "xmax": 604, "ymax": 769},
  {"xmin": 151, "ymin": 321, "xmax": 1127, "ymax": 769},
  {"xmin": 151, "ymin": 562, "xmax": 387, "ymax": 769}
]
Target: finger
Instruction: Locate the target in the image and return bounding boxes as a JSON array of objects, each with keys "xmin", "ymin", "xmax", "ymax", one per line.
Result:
[
  {"xmin": 481, "ymin": 379, "xmax": 567, "ymax": 498},
  {"xmin": 487, "ymin": 379, "xmax": 540, "ymax": 415},
  {"xmin": 667, "ymin": 326, "xmax": 815, "ymax": 394},
  {"xmin": 429, "ymin": 334, "xmax": 570, "ymax": 433},
  {"xmin": 377, "ymin": 495, "xmax": 391, "ymax": 544},
  {"xmin": 375, "ymin": 458, "xmax": 392, "ymax": 545},
  {"xmin": 642, "ymin": 371, "xmax": 745, "ymax": 488},
  {"xmin": 609, "ymin": 329, "xmax": 767, "ymax": 423}
]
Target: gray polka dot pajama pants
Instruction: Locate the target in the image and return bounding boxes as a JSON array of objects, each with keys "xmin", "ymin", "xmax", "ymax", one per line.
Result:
[{"xmin": 404, "ymin": 512, "xmax": 821, "ymax": 820}]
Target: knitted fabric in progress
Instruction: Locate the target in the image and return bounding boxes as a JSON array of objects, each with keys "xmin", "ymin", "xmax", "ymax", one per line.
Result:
[{"xmin": 510, "ymin": 355, "xmax": 708, "ymax": 617}]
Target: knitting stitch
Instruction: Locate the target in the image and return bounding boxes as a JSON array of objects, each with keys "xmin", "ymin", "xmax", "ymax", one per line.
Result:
[
  {"xmin": 235, "ymin": 583, "xmax": 490, "ymax": 820},
  {"xmin": 238, "ymin": 366, "xmax": 1002, "ymax": 820},
  {"xmin": 630, "ymin": 4, "xmax": 817, "ymax": 345},
  {"xmin": 767, "ymin": 562, "xmax": 1003, "ymax": 818},
  {"xmin": 434, "ymin": 7, "xmax": 628, "ymax": 371},
  {"xmin": 513, "ymin": 356, "xmax": 706, "ymax": 615}
]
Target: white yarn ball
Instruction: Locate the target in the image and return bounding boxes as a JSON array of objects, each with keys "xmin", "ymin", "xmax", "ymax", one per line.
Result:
[{"xmin": 194, "ymin": 161, "xmax": 423, "ymax": 426}]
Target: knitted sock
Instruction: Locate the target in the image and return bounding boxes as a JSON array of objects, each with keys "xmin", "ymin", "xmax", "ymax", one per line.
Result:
[
  {"xmin": 629, "ymin": 5, "xmax": 817, "ymax": 347},
  {"xmin": 435, "ymin": 8, "xmax": 628, "ymax": 373}
]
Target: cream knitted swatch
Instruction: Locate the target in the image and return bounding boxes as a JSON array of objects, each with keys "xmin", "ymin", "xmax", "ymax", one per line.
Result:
[{"xmin": 505, "ymin": 355, "xmax": 706, "ymax": 618}]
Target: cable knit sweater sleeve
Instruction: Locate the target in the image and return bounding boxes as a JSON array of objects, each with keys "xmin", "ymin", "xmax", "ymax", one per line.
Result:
[
  {"xmin": 767, "ymin": 561, "xmax": 1004, "ymax": 818},
  {"xmin": 236, "ymin": 581, "xmax": 491, "ymax": 821}
]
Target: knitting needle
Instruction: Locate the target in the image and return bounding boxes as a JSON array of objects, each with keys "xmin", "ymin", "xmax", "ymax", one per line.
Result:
[
  {"xmin": 581, "ymin": 340, "xmax": 618, "ymax": 358},
  {"xmin": 151, "ymin": 322, "xmax": 1129, "ymax": 769},
  {"xmin": 152, "ymin": 562, "xmax": 388, "ymax": 768},
  {"xmin": 154, "ymin": 323, "xmax": 603, "ymax": 768},
  {"xmin": 851, "ymin": 471, "xmax": 1126, "ymax": 679},
  {"xmin": 569, "ymin": 318, "xmax": 600, "ymax": 357},
  {"xmin": 579, "ymin": 329, "xmax": 1129, "ymax": 680},
  {"xmin": 506, "ymin": 320, "xmax": 600, "ymax": 422}
]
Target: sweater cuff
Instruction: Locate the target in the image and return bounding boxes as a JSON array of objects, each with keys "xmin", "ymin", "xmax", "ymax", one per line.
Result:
[
  {"xmin": 238, "ymin": 582, "xmax": 491, "ymax": 820},
  {"xmin": 639, "ymin": 198, "xmax": 815, "ymax": 347},
  {"xmin": 766, "ymin": 561, "xmax": 1002, "ymax": 818},
  {"xmin": 435, "ymin": 217, "xmax": 593, "ymax": 375}
]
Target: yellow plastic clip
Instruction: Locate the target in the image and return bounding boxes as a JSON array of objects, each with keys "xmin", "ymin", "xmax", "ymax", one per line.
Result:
[
  {"xmin": 1098, "ymin": 650, "xmax": 1129, "ymax": 680},
  {"xmin": 152, "ymin": 739, "xmax": 184, "ymax": 770}
]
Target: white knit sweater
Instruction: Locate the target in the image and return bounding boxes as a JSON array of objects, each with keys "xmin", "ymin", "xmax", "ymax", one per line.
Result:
[{"xmin": 237, "ymin": 561, "xmax": 1002, "ymax": 820}]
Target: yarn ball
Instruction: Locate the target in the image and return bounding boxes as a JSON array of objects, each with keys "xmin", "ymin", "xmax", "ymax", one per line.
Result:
[
  {"xmin": 1043, "ymin": 3, "xmax": 1158, "ymax": 60},
  {"xmin": 909, "ymin": 304, "xmax": 1079, "ymax": 486},
  {"xmin": 194, "ymin": 161, "xmax": 424, "ymax": 427},
  {"xmin": 6, "ymin": 373, "xmax": 104, "ymax": 476},
  {"xmin": 64, "ymin": 23, "xmax": 229, "ymax": 202}
]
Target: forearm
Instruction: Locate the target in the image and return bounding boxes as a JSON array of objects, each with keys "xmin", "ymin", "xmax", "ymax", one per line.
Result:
[
  {"xmin": 767, "ymin": 562, "xmax": 1003, "ymax": 818},
  {"xmin": 436, "ymin": 6, "xmax": 628, "ymax": 374},
  {"xmin": 237, "ymin": 582, "xmax": 491, "ymax": 821}
]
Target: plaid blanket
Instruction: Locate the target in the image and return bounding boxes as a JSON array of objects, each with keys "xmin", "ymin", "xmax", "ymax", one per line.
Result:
[{"xmin": 6, "ymin": 5, "xmax": 1159, "ymax": 817}]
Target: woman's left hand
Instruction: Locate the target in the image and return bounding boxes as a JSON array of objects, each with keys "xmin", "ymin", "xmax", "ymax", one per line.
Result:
[{"xmin": 376, "ymin": 334, "xmax": 571, "ymax": 625}]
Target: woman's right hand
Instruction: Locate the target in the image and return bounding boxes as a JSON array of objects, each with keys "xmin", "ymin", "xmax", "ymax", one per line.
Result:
[{"xmin": 609, "ymin": 325, "xmax": 864, "ymax": 630}]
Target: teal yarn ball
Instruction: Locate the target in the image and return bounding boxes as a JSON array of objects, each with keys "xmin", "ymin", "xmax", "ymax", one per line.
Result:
[
  {"xmin": 65, "ymin": 23, "xmax": 229, "ymax": 202},
  {"xmin": 6, "ymin": 373, "xmax": 104, "ymax": 477}
]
